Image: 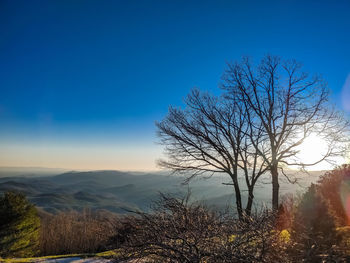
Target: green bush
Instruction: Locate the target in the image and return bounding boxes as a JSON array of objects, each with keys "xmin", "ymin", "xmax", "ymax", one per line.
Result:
[
  {"xmin": 317, "ymin": 164, "xmax": 350, "ymax": 226},
  {"xmin": 0, "ymin": 191, "xmax": 40, "ymax": 258},
  {"xmin": 290, "ymin": 184, "xmax": 342, "ymax": 261}
]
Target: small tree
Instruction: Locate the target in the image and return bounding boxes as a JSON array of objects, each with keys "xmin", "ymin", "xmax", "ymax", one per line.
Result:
[
  {"xmin": 317, "ymin": 164, "xmax": 350, "ymax": 226},
  {"xmin": 290, "ymin": 184, "xmax": 341, "ymax": 261},
  {"xmin": 0, "ymin": 191, "xmax": 40, "ymax": 258}
]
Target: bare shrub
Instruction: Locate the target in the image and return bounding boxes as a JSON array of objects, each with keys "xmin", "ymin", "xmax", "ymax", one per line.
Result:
[
  {"xmin": 39, "ymin": 209, "xmax": 118, "ymax": 256},
  {"xmin": 113, "ymin": 194, "xmax": 288, "ymax": 263}
]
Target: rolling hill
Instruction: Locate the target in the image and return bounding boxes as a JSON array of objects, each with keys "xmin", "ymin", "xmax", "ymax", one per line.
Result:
[{"xmin": 0, "ymin": 168, "xmax": 323, "ymax": 214}]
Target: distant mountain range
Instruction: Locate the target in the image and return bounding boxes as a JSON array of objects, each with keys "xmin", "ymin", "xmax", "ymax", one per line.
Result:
[{"xmin": 0, "ymin": 167, "xmax": 324, "ymax": 214}]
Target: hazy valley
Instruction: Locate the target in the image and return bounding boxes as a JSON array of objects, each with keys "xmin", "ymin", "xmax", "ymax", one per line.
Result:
[{"xmin": 0, "ymin": 167, "xmax": 323, "ymax": 214}]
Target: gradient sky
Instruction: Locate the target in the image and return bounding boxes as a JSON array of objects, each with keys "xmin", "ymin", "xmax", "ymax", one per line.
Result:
[{"xmin": 1, "ymin": 0, "xmax": 350, "ymax": 170}]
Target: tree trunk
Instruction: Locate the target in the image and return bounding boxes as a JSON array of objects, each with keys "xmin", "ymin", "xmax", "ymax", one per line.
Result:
[
  {"xmin": 271, "ymin": 164, "xmax": 279, "ymax": 211},
  {"xmin": 245, "ymin": 187, "xmax": 254, "ymax": 217},
  {"xmin": 231, "ymin": 175, "xmax": 243, "ymax": 220}
]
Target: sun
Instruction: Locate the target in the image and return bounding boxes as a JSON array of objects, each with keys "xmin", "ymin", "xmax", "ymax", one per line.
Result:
[{"xmin": 295, "ymin": 133, "xmax": 336, "ymax": 171}]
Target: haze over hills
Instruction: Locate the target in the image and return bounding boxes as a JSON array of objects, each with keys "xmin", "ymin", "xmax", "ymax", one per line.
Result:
[
  {"xmin": 0, "ymin": 167, "xmax": 68, "ymax": 178},
  {"xmin": 0, "ymin": 167, "xmax": 324, "ymax": 214}
]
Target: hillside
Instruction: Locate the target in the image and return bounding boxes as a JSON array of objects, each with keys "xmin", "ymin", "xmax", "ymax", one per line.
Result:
[{"xmin": 0, "ymin": 168, "xmax": 323, "ymax": 214}]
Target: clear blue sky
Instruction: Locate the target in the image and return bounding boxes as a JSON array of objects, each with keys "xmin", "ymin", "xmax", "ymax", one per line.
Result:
[{"xmin": 1, "ymin": 0, "xmax": 350, "ymax": 170}]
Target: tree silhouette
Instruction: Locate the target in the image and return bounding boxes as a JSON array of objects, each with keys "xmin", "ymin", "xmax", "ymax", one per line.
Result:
[
  {"xmin": 157, "ymin": 89, "xmax": 268, "ymax": 218},
  {"xmin": 222, "ymin": 55, "xmax": 349, "ymax": 210},
  {"xmin": 158, "ymin": 55, "xmax": 348, "ymax": 215}
]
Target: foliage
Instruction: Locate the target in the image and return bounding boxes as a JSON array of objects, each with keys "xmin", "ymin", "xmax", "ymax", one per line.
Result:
[
  {"xmin": 279, "ymin": 229, "xmax": 291, "ymax": 243},
  {"xmin": 317, "ymin": 164, "xmax": 350, "ymax": 226},
  {"xmin": 0, "ymin": 191, "xmax": 40, "ymax": 258},
  {"xmin": 275, "ymin": 194, "xmax": 297, "ymax": 231},
  {"xmin": 289, "ymin": 184, "xmax": 344, "ymax": 262}
]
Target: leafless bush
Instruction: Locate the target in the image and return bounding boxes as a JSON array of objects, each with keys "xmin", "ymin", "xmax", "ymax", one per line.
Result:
[
  {"xmin": 113, "ymin": 194, "xmax": 288, "ymax": 263},
  {"xmin": 39, "ymin": 209, "xmax": 119, "ymax": 256}
]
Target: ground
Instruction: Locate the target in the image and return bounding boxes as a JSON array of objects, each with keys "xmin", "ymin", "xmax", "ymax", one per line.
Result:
[
  {"xmin": 36, "ymin": 258, "xmax": 113, "ymax": 263},
  {"xmin": 0, "ymin": 251, "xmax": 117, "ymax": 263}
]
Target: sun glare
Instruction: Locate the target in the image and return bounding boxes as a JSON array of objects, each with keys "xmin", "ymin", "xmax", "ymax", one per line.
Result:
[{"xmin": 296, "ymin": 133, "xmax": 333, "ymax": 171}]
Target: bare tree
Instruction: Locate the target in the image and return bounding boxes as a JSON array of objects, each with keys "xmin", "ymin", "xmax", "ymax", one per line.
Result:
[
  {"xmin": 157, "ymin": 89, "xmax": 268, "ymax": 218},
  {"xmin": 222, "ymin": 55, "xmax": 349, "ymax": 210}
]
